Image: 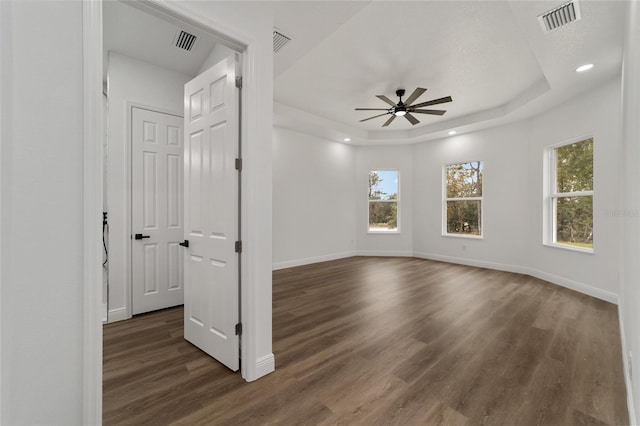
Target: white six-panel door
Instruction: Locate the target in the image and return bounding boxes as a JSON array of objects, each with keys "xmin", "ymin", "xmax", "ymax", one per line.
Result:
[
  {"xmin": 183, "ymin": 55, "xmax": 240, "ymax": 371},
  {"xmin": 131, "ymin": 107, "xmax": 184, "ymax": 315}
]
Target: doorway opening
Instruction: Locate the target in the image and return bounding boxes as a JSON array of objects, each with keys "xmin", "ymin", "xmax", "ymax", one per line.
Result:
[
  {"xmin": 101, "ymin": 0, "xmax": 247, "ymax": 417},
  {"xmin": 102, "ymin": 0, "xmax": 241, "ymax": 322}
]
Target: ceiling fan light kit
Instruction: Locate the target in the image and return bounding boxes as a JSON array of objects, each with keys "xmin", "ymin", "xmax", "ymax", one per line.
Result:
[{"xmin": 355, "ymin": 87, "xmax": 453, "ymax": 127}]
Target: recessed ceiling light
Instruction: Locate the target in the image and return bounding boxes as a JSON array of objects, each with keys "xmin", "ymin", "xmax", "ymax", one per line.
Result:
[
  {"xmin": 576, "ymin": 63, "xmax": 594, "ymax": 73},
  {"xmin": 343, "ymin": 138, "xmax": 351, "ymax": 142},
  {"xmin": 448, "ymin": 130, "xmax": 457, "ymax": 135}
]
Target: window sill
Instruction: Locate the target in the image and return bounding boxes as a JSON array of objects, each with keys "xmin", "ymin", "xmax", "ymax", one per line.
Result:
[
  {"xmin": 442, "ymin": 233, "xmax": 483, "ymax": 240},
  {"xmin": 543, "ymin": 242, "xmax": 594, "ymax": 254},
  {"xmin": 368, "ymin": 230, "xmax": 400, "ymax": 235}
]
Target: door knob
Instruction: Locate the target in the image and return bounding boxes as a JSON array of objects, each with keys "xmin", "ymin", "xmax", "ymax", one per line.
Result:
[
  {"xmin": 134, "ymin": 233, "xmax": 150, "ymax": 240},
  {"xmin": 179, "ymin": 240, "xmax": 189, "ymax": 248}
]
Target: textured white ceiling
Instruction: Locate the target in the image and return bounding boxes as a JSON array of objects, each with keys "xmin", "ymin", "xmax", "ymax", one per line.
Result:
[
  {"xmin": 103, "ymin": 1, "xmax": 219, "ymax": 78},
  {"xmin": 273, "ymin": 0, "xmax": 628, "ymax": 142},
  {"xmin": 103, "ymin": 0, "xmax": 628, "ymax": 143},
  {"xmin": 275, "ymin": 1, "xmax": 544, "ymax": 131},
  {"xmin": 271, "ymin": 1, "xmax": 371, "ymax": 77}
]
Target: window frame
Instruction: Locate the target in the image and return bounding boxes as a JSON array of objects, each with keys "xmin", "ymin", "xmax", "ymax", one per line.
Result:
[
  {"xmin": 367, "ymin": 169, "xmax": 400, "ymax": 234},
  {"xmin": 544, "ymin": 135, "xmax": 594, "ymax": 254},
  {"xmin": 442, "ymin": 160, "xmax": 484, "ymax": 239}
]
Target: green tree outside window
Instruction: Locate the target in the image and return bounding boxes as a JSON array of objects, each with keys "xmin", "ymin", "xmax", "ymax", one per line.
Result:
[
  {"xmin": 445, "ymin": 161, "xmax": 483, "ymax": 236},
  {"xmin": 368, "ymin": 170, "xmax": 399, "ymax": 232},
  {"xmin": 552, "ymin": 138, "xmax": 593, "ymax": 249}
]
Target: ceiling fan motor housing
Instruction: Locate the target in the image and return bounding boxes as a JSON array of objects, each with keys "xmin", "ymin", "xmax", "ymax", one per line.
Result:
[{"xmin": 394, "ymin": 105, "xmax": 407, "ymax": 116}]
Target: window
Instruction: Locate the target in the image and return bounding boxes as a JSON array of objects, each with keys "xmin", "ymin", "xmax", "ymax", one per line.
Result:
[
  {"xmin": 444, "ymin": 161, "xmax": 483, "ymax": 237},
  {"xmin": 547, "ymin": 137, "xmax": 593, "ymax": 251},
  {"xmin": 368, "ymin": 170, "xmax": 399, "ymax": 232}
]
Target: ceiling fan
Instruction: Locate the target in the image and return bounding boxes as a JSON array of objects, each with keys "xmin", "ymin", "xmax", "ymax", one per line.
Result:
[{"xmin": 355, "ymin": 87, "xmax": 453, "ymax": 127}]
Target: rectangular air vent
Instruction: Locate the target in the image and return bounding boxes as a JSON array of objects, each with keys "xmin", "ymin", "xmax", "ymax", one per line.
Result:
[
  {"xmin": 174, "ymin": 30, "xmax": 197, "ymax": 51},
  {"xmin": 538, "ymin": 0, "xmax": 582, "ymax": 33},
  {"xmin": 273, "ymin": 30, "xmax": 291, "ymax": 53}
]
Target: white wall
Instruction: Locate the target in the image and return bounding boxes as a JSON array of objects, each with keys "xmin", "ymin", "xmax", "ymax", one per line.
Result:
[
  {"xmin": 356, "ymin": 145, "xmax": 414, "ymax": 255},
  {"xmin": 275, "ymin": 78, "xmax": 621, "ymax": 305},
  {"xmin": 525, "ymin": 78, "xmax": 621, "ymax": 301},
  {"xmin": 413, "ymin": 122, "xmax": 529, "ymax": 270},
  {"xmin": 412, "ymin": 79, "xmax": 621, "ymax": 303},
  {"xmin": 273, "ymin": 127, "xmax": 356, "ymax": 269},
  {"xmin": 619, "ymin": 0, "xmax": 640, "ymax": 422},
  {"xmin": 272, "ymin": 140, "xmax": 416, "ymax": 263},
  {"xmin": 1, "ymin": 1, "xmax": 85, "ymax": 423},
  {"xmin": 106, "ymin": 52, "xmax": 193, "ymax": 322}
]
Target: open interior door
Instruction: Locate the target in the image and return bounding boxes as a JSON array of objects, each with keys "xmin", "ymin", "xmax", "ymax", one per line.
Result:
[{"xmin": 183, "ymin": 54, "xmax": 240, "ymax": 371}]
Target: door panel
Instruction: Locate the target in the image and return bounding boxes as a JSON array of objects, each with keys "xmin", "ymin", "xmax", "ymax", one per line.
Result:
[
  {"xmin": 132, "ymin": 107, "xmax": 184, "ymax": 315},
  {"xmin": 183, "ymin": 54, "xmax": 240, "ymax": 371},
  {"xmin": 167, "ymin": 154, "xmax": 181, "ymax": 227}
]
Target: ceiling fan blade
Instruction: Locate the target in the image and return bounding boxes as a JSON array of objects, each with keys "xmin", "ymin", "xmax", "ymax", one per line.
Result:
[
  {"xmin": 382, "ymin": 115, "xmax": 396, "ymax": 127},
  {"xmin": 359, "ymin": 112, "xmax": 390, "ymax": 122},
  {"xmin": 355, "ymin": 108, "xmax": 390, "ymax": 111},
  {"xmin": 411, "ymin": 109, "xmax": 447, "ymax": 116},
  {"xmin": 376, "ymin": 95, "xmax": 397, "ymax": 107},
  {"xmin": 410, "ymin": 96, "xmax": 453, "ymax": 109},
  {"xmin": 404, "ymin": 113, "xmax": 420, "ymax": 125},
  {"xmin": 403, "ymin": 87, "xmax": 427, "ymax": 106}
]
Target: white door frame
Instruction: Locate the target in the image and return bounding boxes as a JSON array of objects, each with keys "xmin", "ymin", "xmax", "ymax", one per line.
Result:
[
  {"xmin": 0, "ymin": 2, "xmax": 7, "ymax": 422},
  {"xmin": 82, "ymin": 1, "xmax": 104, "ymax": 423},
  {"xmin": 83, "ymin": 1, "xmax": 270, "ymax": 423}
]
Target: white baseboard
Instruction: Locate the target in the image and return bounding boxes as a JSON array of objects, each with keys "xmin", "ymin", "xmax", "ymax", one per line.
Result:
[
  {"xmin": 618, "ymin": 310, "xmax": 637, "ymax": 425},
  {"xmin": 524, "ymin": 267, "xmax": 618, "ymax": 304},
  {"xmin": 356, "ymin": 250, "xmax": 415, "ymax": 257},
  {"xmin": 413, "ymin": 252, "xmax": 524, "ymax": 274},
  {"xmin": 106, "ymin": 307, "xmax": 129, "ymax": 323},
  {"xmin": 272, "ymin": 251, "xmax": 356, "ymax": 271},
  {"xmin": 413, "ymin": 251, "xmax": 618, "ymax": 304},
  {"xmin": 249, "ymin": 353, "xmax": 275, "ymax": 382},
  {"xmin": 274, "ymin": 250, "xmax": 619, "ymax": 304}
]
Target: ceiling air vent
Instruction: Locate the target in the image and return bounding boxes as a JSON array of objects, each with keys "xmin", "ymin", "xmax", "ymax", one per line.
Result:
[
  {"xmin": 273, "ymin": 30, "xmax": 291, "ymax": 53},
  {"xmin": 174, "ymin": 30, "xmax": 197, "ymax": 52},
  {"xmin": 538, "ymin": 0, "xmax": 582, "ymax": 33}
]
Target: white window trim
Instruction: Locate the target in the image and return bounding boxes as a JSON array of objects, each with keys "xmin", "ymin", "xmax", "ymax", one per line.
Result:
[
  {"xmin": 442, "ymin": 161, "xmax": 484, "ymax": 239},
  {"xmin": 368, "ymin": 169, "xmax": 400, "ymax": 234},
  {"xmin": 543, "ymin": 135, "xmax": 594, "ymax": 253}
]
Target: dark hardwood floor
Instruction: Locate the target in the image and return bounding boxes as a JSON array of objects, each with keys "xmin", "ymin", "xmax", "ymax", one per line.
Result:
[{"xmin": 103, "ymin": 256, "xmax": 629, "ymax": 425}]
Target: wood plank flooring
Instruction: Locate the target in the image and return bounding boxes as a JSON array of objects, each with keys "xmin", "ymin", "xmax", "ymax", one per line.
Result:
[{"xmin": 103, "ymin": 256, "xmax": 629, "ymax": 425}]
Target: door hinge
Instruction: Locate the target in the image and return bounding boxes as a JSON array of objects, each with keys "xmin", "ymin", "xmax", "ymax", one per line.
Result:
[
  {"xmin": 235, "ymin": 76, "xmax": 243, "ymax": 89},
  {"xmin": 235, "ymin": 158, "xmax": 242, "ymax": 172},
  {"xmin": 235, "ymin": 240, "xmax": 242, "ymax": 253},
  {"xmin": 235, "ymin": 323, "xmax": 242, "ymax": 336}
]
